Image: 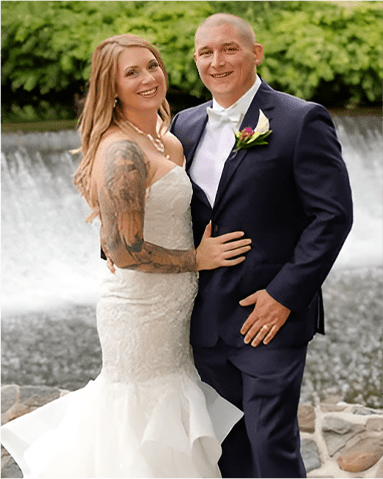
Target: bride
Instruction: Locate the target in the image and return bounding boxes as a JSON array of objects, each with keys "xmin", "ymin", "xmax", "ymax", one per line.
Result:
[{"xmin": 1, "ymin": 34, "xmax": 252, "ymax": 478}]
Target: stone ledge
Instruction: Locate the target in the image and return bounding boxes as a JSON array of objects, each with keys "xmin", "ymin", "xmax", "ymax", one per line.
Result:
[
  {"xmin": 299, "ymin": 396, "xmax": 383, "ymax": 478},
  {"xmin": 1, "ymin": 385, "xmax": 70, "ymax": 478},
  {"xmin": 1, "ymin": 385, "xmax": 383, "ymax": 478}
]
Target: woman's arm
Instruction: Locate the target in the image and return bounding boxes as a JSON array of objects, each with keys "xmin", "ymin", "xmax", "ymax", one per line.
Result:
[
  {"xmin": 99, "ymin": 138, "xmax": 252, "ymax": 273},
  {"xmin": 99, "ymin": 139, "xmax": 197, "ymax": 273}
]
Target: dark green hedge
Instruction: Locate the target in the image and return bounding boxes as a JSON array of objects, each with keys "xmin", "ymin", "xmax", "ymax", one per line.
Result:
[{"xmin": 2, "ymin": 1, "xmax": 382, "ymax": 122}]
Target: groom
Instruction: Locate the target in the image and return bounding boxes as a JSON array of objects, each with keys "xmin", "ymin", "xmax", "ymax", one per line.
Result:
[{"xmin": 171, "ymin": 13, "xmax": 353, "ymax": 478}]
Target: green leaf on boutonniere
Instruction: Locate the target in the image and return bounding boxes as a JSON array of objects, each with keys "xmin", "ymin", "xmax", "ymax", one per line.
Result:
[{"xmin": 234, "ymin": 109, "xmax": 272, "ymax": 151}]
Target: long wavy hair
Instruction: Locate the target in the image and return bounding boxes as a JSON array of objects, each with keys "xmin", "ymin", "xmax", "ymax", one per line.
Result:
[{"xmin": 73, "ymin": 34, "xmax": 171, "ymax": 208}]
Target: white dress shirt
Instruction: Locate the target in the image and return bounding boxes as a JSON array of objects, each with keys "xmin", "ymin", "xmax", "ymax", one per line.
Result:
[{"xmin": 189, "ymin": 76, "xmax": 262, "ymax": 207}]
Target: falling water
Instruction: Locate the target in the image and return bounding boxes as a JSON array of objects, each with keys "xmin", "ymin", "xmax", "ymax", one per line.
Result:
[
  {"xmin": 332, "ymin": 115, "xmax": 382, "ymax": 268},
  {"xmin": 1, "ymin": 115, "xmax": 382, "ymax": 404},
  {"xmin": 1, "ymin": 131, "xmax": 104, "ymax": 316},
  {"xmin": 1, "ymin": 115, "xmax": 382, "ymax": 317}
]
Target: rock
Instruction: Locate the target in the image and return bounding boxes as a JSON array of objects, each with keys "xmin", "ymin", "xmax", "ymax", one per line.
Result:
[
  {"xmin": 321, "ymin": 395, "xmax": 342, "ymax": 404},
  {"xmin": 352, "ymin": 406, "xmax": 383, "ymax": 416},
  {"xmin": 320, "ymin": 396, "xmax": 346, "ymax": 413},
  {"xmin": 320, "ymin": 404, "xmax": 347, "ymax": 413},
  {"xmin": 375, "ymin": 460, "xmax": 383, "ymax": 478},
  {"xmin": 8, "ymin": 404, "xmax": 36, "ymax": 421},
  {"xmin": 322, "ymin": 416, "xmax": 354, "ymax": 434},
  {"xmin": 1, "ymin": 448, "xmax": 11, "ymax": 471},
  {"xmin": 337, "ymin": 437, "xmax": 383, "ymax": 472},
  {"xmin": 298, "ymin": 405, "xmax": 316, "ymax": 433},
  {"xmin": 1, "ymin": 457, "xmax": 22, "ymax": 479},
  {"xmin": 1, "ymin": 385, "xmax": 18, "ymax": 414},
  {"xmin": 19, "ymin": 385, "xmax": 60, "ymax": 407},
  {"xmin": 367, "ymin": 417, "xmax": 383, "ymax": 432},
  {"xmin": 301, "ymin": 438, "xmax": 321, "ymax": 473},
  {"xmin": 322, "ymin": 416, "xmax": 365, "ymax": 456}
]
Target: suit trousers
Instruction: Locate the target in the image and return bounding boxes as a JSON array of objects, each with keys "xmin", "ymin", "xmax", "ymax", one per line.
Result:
[{"xmin": 192, "ymin": 337, "xmax": 308, "ymax": 478}]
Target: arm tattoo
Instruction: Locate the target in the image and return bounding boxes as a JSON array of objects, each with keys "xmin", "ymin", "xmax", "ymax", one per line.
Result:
[
  {"xmin": 99, "ymin": 139, "xmax": 196, "ymax": 273},
  {"xmin": 104, "ymin": 140, "xmax": 147, "ymax": 184},
  {"xmin": 101, "ymin": 139, "xmax": 147, "ymax": 253}
]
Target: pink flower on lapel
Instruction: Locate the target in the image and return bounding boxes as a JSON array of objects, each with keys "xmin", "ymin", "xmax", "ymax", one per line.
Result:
[
  {"xmin": 239, "ymin": 127, "xmax": 254, "ymax": 141},
  {"xmin": 234, "ymin": 110, "xmax": 272, "ymax": 151}
]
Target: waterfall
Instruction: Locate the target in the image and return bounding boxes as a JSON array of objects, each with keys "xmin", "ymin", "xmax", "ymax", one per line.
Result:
[
  {"xmin": 1, "ymin": 116, "xmax": 382, "ymax": 316},
  {"xmin": 1, "ymin": 131, "xmax": 104, "ymax": 315},
  {"xmin": 332, "ymin": 115, "xmax": 382, "ymax": 268}
]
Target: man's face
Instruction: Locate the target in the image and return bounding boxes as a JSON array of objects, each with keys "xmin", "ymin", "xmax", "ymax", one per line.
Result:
[{"xmin": 194, "ymin": 23, "xmax": 263, "ymax": 108}]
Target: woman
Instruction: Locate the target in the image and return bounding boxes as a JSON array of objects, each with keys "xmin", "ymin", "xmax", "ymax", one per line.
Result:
[{"xmin": 1, "ymin": 34, "xmax": 251, "ymax": 478}]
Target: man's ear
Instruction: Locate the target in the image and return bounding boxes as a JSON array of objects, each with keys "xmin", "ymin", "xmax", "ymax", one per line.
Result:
[
  {"xmin": 254, "ymin": 43, "xmax": 264, "ymax": 65},
  {"xmin": 193, "ymin": 51, "xmax": 198, "ymax": 64}
]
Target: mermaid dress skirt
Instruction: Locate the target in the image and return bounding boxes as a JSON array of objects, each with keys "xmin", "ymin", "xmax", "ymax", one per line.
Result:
[{"xmin": 1, "ymin": 166, "xmax": 243, "ymax": 478}]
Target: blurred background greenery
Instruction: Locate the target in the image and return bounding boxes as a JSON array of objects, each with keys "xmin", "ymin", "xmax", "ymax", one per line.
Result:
[{"xmin": 2, "ymin": 0, "xmax": 382, "ymax": 127}]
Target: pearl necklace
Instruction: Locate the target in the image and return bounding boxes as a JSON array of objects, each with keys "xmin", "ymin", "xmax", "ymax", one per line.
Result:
[{"xmin": 126, "ymin": 119, "xmax": 169, "ymax": 159}]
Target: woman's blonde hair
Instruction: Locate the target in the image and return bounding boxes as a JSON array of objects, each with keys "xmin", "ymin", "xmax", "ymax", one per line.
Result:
[{"xmin": 73, "ymin": 33, "xmax": 171, "ymax": 207}]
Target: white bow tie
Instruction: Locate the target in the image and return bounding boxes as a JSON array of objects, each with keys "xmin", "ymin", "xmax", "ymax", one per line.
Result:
[{"xmin": 206, "ymin": 107, "xmax": 242, "ymax": 126}]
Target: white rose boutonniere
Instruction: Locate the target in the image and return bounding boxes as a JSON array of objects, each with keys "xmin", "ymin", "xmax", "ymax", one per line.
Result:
[{"xmin": 234, "ymin": 109, "xmax": 272, "ymax": 151}]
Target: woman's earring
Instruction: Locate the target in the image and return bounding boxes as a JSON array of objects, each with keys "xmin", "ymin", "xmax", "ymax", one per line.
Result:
[{"xmin": 114, "ymin": 97, "xmax": 118, "ymax": 108}]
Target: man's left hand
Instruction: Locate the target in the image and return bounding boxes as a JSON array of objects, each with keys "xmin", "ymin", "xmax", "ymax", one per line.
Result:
[{"xmin": 239, "ymin": 289, "xmax": 291, "ymax": 347}]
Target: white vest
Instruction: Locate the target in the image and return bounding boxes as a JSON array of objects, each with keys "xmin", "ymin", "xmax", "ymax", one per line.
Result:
[{"xmin": 189, "ymin": 76, "xmax": 262, "ymax": 207}]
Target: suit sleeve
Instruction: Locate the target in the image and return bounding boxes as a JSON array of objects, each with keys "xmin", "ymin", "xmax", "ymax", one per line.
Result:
[
  {"xmin": 266, "ymin": 105, "xmax": 353, "ymax": 311},
  {"xmin": 169, "ymin": 112, "xmax": 179, "ymax": 134}
]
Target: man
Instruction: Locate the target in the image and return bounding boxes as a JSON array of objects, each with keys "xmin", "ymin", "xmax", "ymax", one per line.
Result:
[{"xmin": 170, "ymin": 13, "xmax": 353, "ymax": 478}]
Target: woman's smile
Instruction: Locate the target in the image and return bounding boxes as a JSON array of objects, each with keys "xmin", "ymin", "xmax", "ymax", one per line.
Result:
[
  {"xmin": 138, "ymin": 86, "xmax": 158, "ymax": 97},
  {"xmin": 116, "ymin": 47, "xmax": 166, "ymax": 114}
]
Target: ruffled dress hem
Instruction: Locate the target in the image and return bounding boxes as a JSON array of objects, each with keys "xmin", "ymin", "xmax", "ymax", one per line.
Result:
[{"xmin": 1, "ymin": 372, "xmax": 243, "ymax": 478}]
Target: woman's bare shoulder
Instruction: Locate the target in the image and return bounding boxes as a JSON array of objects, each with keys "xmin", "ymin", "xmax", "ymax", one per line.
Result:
[
  {"xmin": 99, "ymin": 127, "xmax": 128, "ymax": 149},
  {"xmin": 163, "ymin": 131, "xmax": 185, "ymax": 167},
  {"xmin": 97, "ymin": 129, "xmax": 142, "ymax": 162}
]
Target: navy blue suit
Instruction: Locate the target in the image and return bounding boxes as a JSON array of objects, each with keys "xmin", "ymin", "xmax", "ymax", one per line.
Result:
[{"xmin": 171, "ymin": 80, "xmax": 353, "ymax": 477}]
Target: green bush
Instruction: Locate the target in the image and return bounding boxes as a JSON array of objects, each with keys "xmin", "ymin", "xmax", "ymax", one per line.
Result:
[
  {"xmin": 249, "ymin": 1, "xmax": 383, "ymax": 107},
  {"xmin": 2, "ymin": 1, "xmax": 382, "ymax": 123}
]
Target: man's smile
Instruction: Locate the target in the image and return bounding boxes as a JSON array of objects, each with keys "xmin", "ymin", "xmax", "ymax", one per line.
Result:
[{"xmin": 211, "ymin": 72, "xmax": 233, "ymax": 79}]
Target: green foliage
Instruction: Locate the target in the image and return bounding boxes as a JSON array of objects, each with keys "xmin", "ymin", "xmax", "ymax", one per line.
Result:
[
  {"xmin": 245, "ymin": 1, "xmax": 383, "ymax": 107},
  {"xmin": 109, "ymin": 2, "xmax": 215, "ymax": 97},
  {"xmin": 2, "ymin": 1, "xmax": 382, "ymax": 123},
  {"xmin": 1, "ymin": 1, "xmax": 214, "ymax": 121}
]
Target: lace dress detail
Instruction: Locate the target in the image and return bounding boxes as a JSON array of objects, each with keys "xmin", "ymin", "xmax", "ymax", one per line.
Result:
[
  {"xmin": 1, "ymin": 166, "xmax": 243, "ymax": 478},
  {"xmin": 98, "ymin": 166, "xmax": 198, "ymax": 384}
]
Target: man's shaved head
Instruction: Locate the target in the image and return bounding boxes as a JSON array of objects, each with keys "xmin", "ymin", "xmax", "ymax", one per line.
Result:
[{"xmin": 195, "ymin": 13, "xmax": 256, "ymax": 47}]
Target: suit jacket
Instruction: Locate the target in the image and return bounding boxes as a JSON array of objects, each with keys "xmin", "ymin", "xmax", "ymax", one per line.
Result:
[{"xmin": 170, "ymin": 80, "xmax": 353, "ymax": 349}]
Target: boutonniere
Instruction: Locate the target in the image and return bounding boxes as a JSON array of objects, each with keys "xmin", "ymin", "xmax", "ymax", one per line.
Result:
[{"xmin": 234, "ymin": 109, "xmax": 272, "ymax": 151}]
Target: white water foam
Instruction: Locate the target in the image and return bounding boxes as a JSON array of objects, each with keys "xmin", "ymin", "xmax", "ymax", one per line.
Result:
[
  {"xmin": 1, "ymin": 118, "xmax": 382, "ymax": 315},
  {"xmin": 1, "ymin": 132, "xmax": 105, "ymax": 315},
  {"xmin": 332, "ymin": 116, "xmax": 382, "ymax": 269}
]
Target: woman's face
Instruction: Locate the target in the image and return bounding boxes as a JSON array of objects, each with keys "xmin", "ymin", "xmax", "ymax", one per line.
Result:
[{"xmin": 115, "ymin": 46, "xmax": 166, "ymax": 114}]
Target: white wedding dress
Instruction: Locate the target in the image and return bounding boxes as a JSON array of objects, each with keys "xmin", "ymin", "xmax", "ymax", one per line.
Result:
[{"xmin": 1, "ymin": 165, "xmax": 243, "ymax": 478}]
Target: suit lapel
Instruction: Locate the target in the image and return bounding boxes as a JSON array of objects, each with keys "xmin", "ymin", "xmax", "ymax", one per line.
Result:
[
  {"xmin": 184, "ymin": 101, "xmax": 211, "ymax": 171},
  {"xmin": 213, "ymin": 82, "xmax": 275, "ymax": 216}
]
